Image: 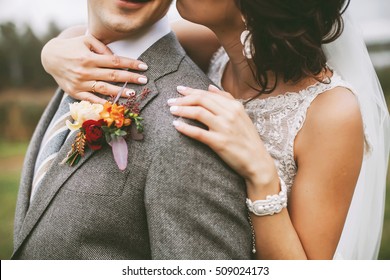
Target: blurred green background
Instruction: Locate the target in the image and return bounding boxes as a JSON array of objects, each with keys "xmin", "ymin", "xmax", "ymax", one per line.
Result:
[{"xmin": 0, "ymin": 20, "xmax": 390, "ymax": 260}]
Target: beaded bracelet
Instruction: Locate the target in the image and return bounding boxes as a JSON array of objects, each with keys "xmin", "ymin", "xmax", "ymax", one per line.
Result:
[{"xmin": 246, "ymin": 177, "xmax": 288, "ymax": 216}]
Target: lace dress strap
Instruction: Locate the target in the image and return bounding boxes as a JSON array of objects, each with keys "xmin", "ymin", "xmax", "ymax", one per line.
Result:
[
  {"xmin": 208, "ymin": 47, "xmax": 229, "ymax": 88},
  {"xmin": 287, "ymin": 75, "xmax": 370, "ymax": 161},
  {"xmin": 243, "ymin": 74, "xmax": 356, "ymax": 192},
  {"xmin": 288, "ymin": 75, "xmax": 347, "ymax": 152}
]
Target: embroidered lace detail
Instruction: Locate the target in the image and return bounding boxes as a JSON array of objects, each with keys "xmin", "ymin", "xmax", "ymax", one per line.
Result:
[
  {"xmin": 207, "ymin": 47, "xmax": 366, "ymax": 193},
  {"xmin": 208, "ymin": 47, "xmax": 229, "ymax": 88}
]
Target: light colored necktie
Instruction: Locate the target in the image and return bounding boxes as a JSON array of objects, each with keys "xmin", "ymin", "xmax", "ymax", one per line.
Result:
[{"xmin": 30, "ymin": 94, "xmax": 73, "ymax": 202}]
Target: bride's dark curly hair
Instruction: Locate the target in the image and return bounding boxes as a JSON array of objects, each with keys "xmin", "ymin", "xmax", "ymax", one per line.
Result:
[{"xmin": 236, "ymin": 0, "xmax": 350, "ymax": 93}]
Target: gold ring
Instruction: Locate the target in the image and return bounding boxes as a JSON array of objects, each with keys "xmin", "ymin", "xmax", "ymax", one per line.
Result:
[{"xmin": 91, "ymin": 81, "xmax": 97, "ymax": 93}]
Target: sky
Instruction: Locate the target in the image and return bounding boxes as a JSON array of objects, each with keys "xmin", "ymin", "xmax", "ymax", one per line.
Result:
[
  {"xmin": 0, "ymin": 0, "xmax": 88, "ymax": 33},
  {"xmin": 0, "ymin": 0, "xmax": 389, "ymax": 43}
]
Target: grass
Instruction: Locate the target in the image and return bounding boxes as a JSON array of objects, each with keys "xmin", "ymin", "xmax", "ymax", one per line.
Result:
[
  {"xmin": 0, "ymin": 141, "xmax": 27, "ymax": 259},
  {"xmin": 379, "ymin": 171, "xmax": 390, "ymax": 259}
]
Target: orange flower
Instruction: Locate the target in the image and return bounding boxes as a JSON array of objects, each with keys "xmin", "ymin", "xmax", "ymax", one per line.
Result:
[{"xmin": 100, "ymin": 102, "xmax": 132, "ymax": 128}]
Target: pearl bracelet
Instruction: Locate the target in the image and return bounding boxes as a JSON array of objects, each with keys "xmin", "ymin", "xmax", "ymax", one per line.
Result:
[{"xmin": 246, "ymin": 177, "xmax": 288, "ymax": 216}]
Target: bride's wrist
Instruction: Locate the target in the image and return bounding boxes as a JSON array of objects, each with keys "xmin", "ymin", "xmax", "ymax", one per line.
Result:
[
  {"xmin": 246, "ymin": 174, "xmax": 280, "ymax": 199},
  {"xmin": 244, "ymin": 158, "xmax": 280, "ymax": 200}
]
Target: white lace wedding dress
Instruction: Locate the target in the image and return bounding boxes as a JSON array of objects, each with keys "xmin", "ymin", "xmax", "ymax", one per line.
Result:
[{"xmin": 208, "ymin": 47, "xmax": 360, "ymax": 194}]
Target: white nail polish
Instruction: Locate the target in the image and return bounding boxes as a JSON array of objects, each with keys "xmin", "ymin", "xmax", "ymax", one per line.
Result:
[
  {"xmin": 170, "ymin": 106, "xmax": 179, "ymax": 112},
  {"xmin": 173, "ymin": 120, "xmax": 181, "ymax": 127},
  {"xmin": 209, "ymin": 84, "xmax": 220, "ymax": 91},
  {"xmin": 126, "ymin": 89, "xmax": 135, "ymax": 96},
  {"xmin": 138, "ymin": 77, "xmax": 148, "ymax": 84},
  {"xmin": 167, "ymin": 98, "xmax": 177, "ymax": 105},
  {"xmin": 177, "ymin": 86, "xmax": 187, "ymax": 92},
  {"xmin": 138, "ymin": 63, "xmax": 148, "ymax": 70}
]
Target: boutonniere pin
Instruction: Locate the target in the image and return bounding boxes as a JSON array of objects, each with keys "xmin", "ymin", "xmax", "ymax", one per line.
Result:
[{"xmin": 63, "ymin": 83, "xmax": 150, "ymax": 170}]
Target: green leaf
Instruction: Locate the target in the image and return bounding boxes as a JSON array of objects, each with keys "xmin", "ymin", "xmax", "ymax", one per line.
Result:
[
  {"xmin": 66, "ymin": 151, "xmax": 81, "ymax": 166},
  {"xmin": 105, "ymin": 133, "xmax": 112, "ymax": 144},
  {"xmin": 101, "ymin": 126, "xmax": 110, "ymax": 133},
  {"xmin": 114, "ymin": 129, "xmax": 127, "ymax": 137}
]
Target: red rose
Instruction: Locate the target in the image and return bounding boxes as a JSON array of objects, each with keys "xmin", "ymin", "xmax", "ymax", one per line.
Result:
[{"xmin": 82, "ymin": 119, "xmax": 105, "ymax": 150}]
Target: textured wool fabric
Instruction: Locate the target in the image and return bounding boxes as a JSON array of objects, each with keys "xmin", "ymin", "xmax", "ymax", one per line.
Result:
[
  {"xmin": 30, "ymin": 94, "xmax": 73, "ymax": 202},
  {"xmin": 13, "ymin": 33, "xmax": 252, "ymax": 260}
]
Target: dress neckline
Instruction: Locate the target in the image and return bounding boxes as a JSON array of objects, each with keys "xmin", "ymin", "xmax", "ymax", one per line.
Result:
[
  {"xmin": 240, "ymin": 73, "xmax": 341, "ymax": 109},
  {"xmin": 211, "ymin": 47, "xmax": 340, "ymax": 108}
]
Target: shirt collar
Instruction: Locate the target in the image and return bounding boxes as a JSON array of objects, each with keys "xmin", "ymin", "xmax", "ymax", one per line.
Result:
[{"xmin": 106, "ymin": 15, "xmax": 171, "ymax": 59}]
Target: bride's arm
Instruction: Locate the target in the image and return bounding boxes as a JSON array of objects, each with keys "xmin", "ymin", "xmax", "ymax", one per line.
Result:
[
  {"xmin": 41, "ymin": 20, "xmax": 220, "ymax": 102},
  {"xmin": 168, "ymin": 85, "xmax": 364, "ymax": 259},
  {"xmin": 249, "ymin": 88, "xmax": 363, "ymax": 259}
]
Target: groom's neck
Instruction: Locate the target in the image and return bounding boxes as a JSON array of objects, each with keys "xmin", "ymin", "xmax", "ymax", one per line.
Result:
[{"xmin": 88, "ymin": 16, "xmax": 170, "ymax": 45}]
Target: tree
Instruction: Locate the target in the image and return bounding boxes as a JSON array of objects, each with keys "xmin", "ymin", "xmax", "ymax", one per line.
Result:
[
  {"xmin": 0, "ymin": 22, "xmax": 23, "ymax": 88},
  {"xmin": 0, "ymin": 21, "xmax": 61, "ymax": 90}
]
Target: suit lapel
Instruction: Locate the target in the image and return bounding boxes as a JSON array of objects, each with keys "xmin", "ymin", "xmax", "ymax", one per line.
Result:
[
  {"xmin": 13, "ymin": 32, "xmax": 186, "ymax": 256},
  {"xmin": 126, "ymin": 32, "xmax": 186, "ymax": 113}
]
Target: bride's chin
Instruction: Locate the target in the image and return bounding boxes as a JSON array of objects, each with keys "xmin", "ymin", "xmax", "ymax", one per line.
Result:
[
  {"xmin": 176, "ymin": 2, "xmax": 197, "ymax": 22},
  {"xmin": 176, "ymin": 9, "xmax": 207, "ymax": 27}
]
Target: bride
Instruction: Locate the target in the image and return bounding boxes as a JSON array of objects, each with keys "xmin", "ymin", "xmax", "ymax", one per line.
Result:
[{"xmin": 41, "ymin": 0, "xmax": 389, "ymax": 259}]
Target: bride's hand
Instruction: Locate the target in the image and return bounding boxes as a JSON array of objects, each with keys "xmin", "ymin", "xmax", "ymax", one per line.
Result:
[
  {"xmin": 168, "ymin": 85, "xmax": 279, "ymax": 193},
  {"xmin": 41, "ymin": 35, "xmax": 149, "ymax": 104}
]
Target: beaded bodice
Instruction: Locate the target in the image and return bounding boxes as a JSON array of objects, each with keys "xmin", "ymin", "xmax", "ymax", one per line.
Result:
[{"xmin": 208, "ymin": 48, "xmax": 354, "ymax": 192}]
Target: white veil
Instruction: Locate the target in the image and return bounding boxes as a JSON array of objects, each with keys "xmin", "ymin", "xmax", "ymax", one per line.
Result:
[{"xmin": 323, "ymin": 11, "xmax": 390, "ymax": 259}]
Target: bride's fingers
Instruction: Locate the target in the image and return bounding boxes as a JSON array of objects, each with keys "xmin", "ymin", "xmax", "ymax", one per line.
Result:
[
  {"xmin": 168, "ymin": 93, "xmax": 226, "ymax": 116},
  {"xmin": 84, "ymin": 35, "xmax": 113, "ymax": 55},
  {"xmin": 176, "ymin": 85, "xmax": 209, "ymax": 96},
  {"xmin": 208, "ymin": 84, "xmax": 235, "ymax": 100},
  {"xmin": 91, "ymin": 53, "xmax": 149, "ymax": 71},
  {"xmin": 174, "ymin": 86, "xmax": 238, "ymax": 115},
  {"xmin": 172, "ymin": 120, "xmax": 217, "ymax": 147},
  {"xmin": 169, "ymin": 105, "xmax": 217, "ymax": 128},
  {"xmin": 208, "ymin": 84, "xmax": 221, "ymax": 93},
  {"xmin": 74, "ymin": 91, "xmax": 108, "ymax": 105},
  {"xmin": 177, "ymin": 86, "xmax": 233, "ymax": 104},
  {"xmin": 178, "ymin": 85, "xmax": 232, "ymax": 99},
  {"xmin": 89, "ymin": 68, "xmax": 148, "ymax": 85},
  {"xmin": 90, "ymin": 81, "xmax": 135, "ymax": 97}
]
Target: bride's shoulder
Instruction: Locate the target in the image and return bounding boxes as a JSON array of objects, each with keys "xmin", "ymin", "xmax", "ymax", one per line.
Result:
[
  {"xmin": 295, "ymin": 85, "xmax": 364, "ymax": 156},
  {"xmin": 310, "ymin": 85, "xmax": 362, "ymax": 127}
]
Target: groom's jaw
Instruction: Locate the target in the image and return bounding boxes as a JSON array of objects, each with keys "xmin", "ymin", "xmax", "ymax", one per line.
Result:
[{"xmin": 87, "ymin": 0, "xmax": 171, "ymax": 44}]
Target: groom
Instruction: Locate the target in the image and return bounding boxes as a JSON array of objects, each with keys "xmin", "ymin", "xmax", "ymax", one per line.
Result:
[{"xmin": 13, "ymin": 0, "xmax": 252, "ymax": 259}]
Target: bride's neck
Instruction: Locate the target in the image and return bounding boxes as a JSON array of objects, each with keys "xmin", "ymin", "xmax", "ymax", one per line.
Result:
[
  {"xmin": 211, "ymin": 26, "xmax": 326, "ymax": 100},
  {"xmin": 212, "ymin": 27, "xmax": 262, "ymax": 100}
]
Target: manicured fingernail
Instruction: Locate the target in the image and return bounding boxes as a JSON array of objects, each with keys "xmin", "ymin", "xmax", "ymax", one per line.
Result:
[
  {"xmin": 138, "ymin": 63, "xmax": 148, "ymax": 70},
  {"xmin": 173, "ymin": 120, "xmax": 182, "ymax": 127},
  {"xmin": 177, "ymin": 86, "xmax": 187, "ymax": 92},
  {"xmin": 170, "ymin": 106, "xmax": 179, "ymax": 112},
  {"xmin": 209, "ymin": 84, "xmax": 220, "ymax": 91},
  {"xmin": 138, "ymin": 77, "xmax": 148, "ymax": 84},
  {"xmin": 167, "ymin": 98, "xmax": 177, "ymax": 105},
  {"xmin": 126, "ymin": 89, "xmax": 135, "ymax": 96}
]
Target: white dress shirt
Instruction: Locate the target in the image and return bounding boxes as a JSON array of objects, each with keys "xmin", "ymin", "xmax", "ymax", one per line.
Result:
[{"xmin": 106, "ymin": 15, "xmax": 171, "ymax": 58}]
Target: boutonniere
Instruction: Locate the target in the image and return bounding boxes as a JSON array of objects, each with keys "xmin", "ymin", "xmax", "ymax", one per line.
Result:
[{"xmin": 63, "ymin": 86, "xmax": 150, "ymax": 170}]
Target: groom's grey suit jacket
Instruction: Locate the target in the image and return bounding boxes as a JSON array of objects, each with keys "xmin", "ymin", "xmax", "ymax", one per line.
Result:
[{"xmin": 12, "ymin": 33, "xmax": 252, "ymax": 259}]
